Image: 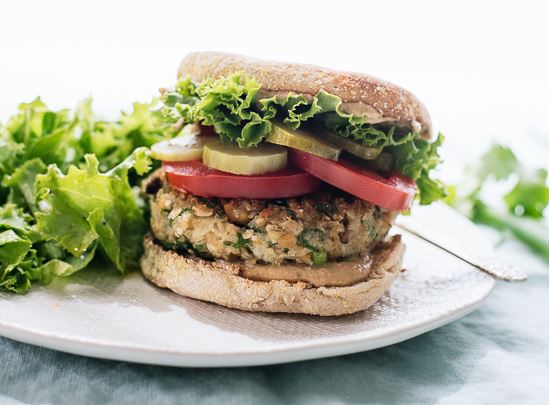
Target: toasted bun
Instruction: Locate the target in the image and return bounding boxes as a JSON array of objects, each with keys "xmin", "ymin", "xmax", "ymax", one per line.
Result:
[
  {"xmin": 140, "ymin": 234, "xmax": 404, "ymax": 316},
  {"xmin": 178, "ymin": 52, "xmax": 431, "ymax": 138}
]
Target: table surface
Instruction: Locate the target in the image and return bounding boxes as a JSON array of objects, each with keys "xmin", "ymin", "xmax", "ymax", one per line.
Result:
[{"xmin": 0, "ymin": 234, "xmax": 547, "ymax": 405}]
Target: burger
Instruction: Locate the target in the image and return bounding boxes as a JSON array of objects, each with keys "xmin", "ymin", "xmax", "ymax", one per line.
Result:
[{"xmin": 140, "ymin": 52, "xmax": 445, "ymax": 316}]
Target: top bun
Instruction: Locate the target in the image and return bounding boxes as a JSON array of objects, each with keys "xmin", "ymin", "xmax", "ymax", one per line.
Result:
[{"xmin": 178, "ymin": 52, "xmax": 432, "ymax": 138}]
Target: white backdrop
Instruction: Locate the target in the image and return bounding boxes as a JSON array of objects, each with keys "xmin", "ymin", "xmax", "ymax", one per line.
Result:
[{"xmin": 0, "ymin": 0, "xmax": 547, "ymax": 179}]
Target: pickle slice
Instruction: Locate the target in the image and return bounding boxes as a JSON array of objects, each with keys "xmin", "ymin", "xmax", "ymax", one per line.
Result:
[
  {"xmin": 151, "ymin": 133, "xmax": 217, "ymax": 162},
  {"xmin": 315, "ymin": 127, "xmax": 382, "ymax": 160},
  {"xmin": 368, "ymin": 152, "xmax": 394, "ymax": 172},
  {"xmin": 267, "ymin": 123, "xmax": 341, "ymax": 160},
  {"xmin": 203, "ymin": 141, "xmax": 287, "ymax": 175}
]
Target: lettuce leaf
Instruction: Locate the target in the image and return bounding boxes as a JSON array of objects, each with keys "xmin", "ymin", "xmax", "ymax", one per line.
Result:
[
  {"xmin": 0, "ymin": 229, "xmax": 35, "ymax": 293},
  {"xmin": 2, "ymin": 158, "xmax": 47, "ymax": 212},
  {"xmin": 0, "ymin": 204, "xmax": 97, "ymax": 293},
  {"xmin": 78, "ymin": 99, "xmax": 175, "ymax": 171},
  {"xmin": 261, "ymin": 90, "xmax": 415, "ymax": 148},
  {"xmin": 164, "ymin": 75, "xmax": 418, "ymax": 149},
  {"xmin": 0, "ymin": 138, "xmax": 24, "ymax": 185},
  {"xmin": 0, "ymin": 204, "xmax": 35, "ymax": 236},
  {"xmin": 0, "ymin": 205, "xmax": 42, "ymax": 293},
  {"xmin": 0, "ymin": 98, "xmax": 165, "ymax": 293},
  {"xmin": 388, "ymin": 133, "xmax": 446, "ymax": 205},
  {"xmin": 2, "ymin": 98, "xmax": 77, "ymax": 170},
  {"xmin": 35, "ymin": 148, "xmax": 152, "ymax": 272},
  {"xmin": 163, "ymin": 74, "xmax": 271, "ymax": 147}
]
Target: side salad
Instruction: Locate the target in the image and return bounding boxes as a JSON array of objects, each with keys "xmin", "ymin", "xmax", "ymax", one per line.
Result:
[{"xmin": 0, "ymin": 99, "xmax": 176, "ymax": 293}]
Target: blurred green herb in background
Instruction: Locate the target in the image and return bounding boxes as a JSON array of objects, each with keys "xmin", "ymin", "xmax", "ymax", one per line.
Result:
[{"xmin": 446, "ymin": 145, "xmax": 549, "ymax": 260}]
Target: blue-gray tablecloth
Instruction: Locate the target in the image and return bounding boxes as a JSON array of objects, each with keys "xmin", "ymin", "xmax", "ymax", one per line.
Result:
[{"xmin": 0, "ymin": 238, "xmax": 547, "ymax": 405}]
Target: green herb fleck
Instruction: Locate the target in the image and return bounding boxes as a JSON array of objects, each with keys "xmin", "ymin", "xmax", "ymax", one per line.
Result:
[
  {"xmin": 362, "ymin": 217, "xmax": 378, "ymax": 240},
  {"xmin": 225, "ymin": 232, "xmax": 250, "ymax": 250},
  {"xmin": 298, "ymin": 229, "xmax": 325, "ymax": 251},
  {"xmin": 250, "ymin": 225, "xmax": 266, "ymax": 234},
  {"xmin": 192, "ymin": 243, "xmax": 208, "ymax": 252},
  {"xmin": 298, "ymin": 229, "xmax": 327, "ymax": 266},
  {"xmin": 168, "ymin": 207, "xmax": 192, "ymax": 227},
  {"xmin": 311, "ymin": 251, "xmax": 327, "ymax": 266}
]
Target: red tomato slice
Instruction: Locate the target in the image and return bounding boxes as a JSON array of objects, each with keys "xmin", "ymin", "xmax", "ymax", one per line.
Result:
[
  {"xmin": 163, "ymin": 160, "xmax": 321, "ymax": 199},
  {"xmin": 289, "ymin": 149, "xmax": 416, "ymax": 211}
]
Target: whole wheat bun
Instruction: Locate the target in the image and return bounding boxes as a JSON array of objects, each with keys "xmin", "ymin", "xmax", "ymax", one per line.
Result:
[
  {"xmin": 141, "ymin": 234, "xmax": 404, "ymax": 317},
  {"xmin": 178, "ymin": 52, "xmax": 431, "ymax": 138}
]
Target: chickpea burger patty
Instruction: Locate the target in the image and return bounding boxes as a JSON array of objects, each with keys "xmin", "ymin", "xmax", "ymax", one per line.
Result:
[{"xmin": 146, "ymin": 172, "xmax": 396, "ymax": 266}]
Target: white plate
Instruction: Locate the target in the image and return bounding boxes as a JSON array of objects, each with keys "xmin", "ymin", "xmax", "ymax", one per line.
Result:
[{"xmin": 0, "ymin": 204, "xmax": 495, "ymax": 367}]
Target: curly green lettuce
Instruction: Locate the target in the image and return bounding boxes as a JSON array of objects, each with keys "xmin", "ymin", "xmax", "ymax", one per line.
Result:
[
  {"xmin": 0, "ymin": 205, "xmax": 38, "ymax": 293},
  {"xmin": 0, "ymin": 98, "xmax": 170, "ymax": 293},
  {"xmin": 261, "ymin": 90, "xmax": 416, "ymax": 149},
  {"xmin": 388, "ymin": 133, "xmax": 446, "ymax": 205},
  {"xmin": 0, "ymin": 203, "xmax": 96, "ymax": 293},
  {"xmin": 35, "ymin": 148, "xmax": 151, "ymax": 272},
  {"xmin": 77, "ymin": 98, "xmax": 174, "ymax": 171},
  {"xmin": 162, "ymin": 72, "xmax": 445, "ymax": 204},
  {"xmin": 163, "ymin": 74, "xmax": 270, "ymax": 148}
]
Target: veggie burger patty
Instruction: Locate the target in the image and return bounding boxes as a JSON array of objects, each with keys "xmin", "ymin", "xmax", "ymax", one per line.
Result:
[{"xmin": 144, "ymin": 171, "xmax": 396, "ymax": 266}]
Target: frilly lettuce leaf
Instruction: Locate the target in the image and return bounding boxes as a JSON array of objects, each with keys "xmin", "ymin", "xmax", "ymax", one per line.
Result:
[
  {"xmin": 0, "ymin": 204, "xmax": 96, "ymax": 293},
  {"xmin": 0, "ymin": 204, "xmax": 35, "ymax": 236},
  {"xmin": 35, "ymin": 148, "xmax": 152, "ymax": 272},
  {"xmin": 0, "ymin": 96, "xmax": 174, "ymax": 178},
  {"xmin": 0, "ymin": 98, "xmax": 164, "ymax": 293},
  {"xmin": 0, "ymin": 138, "xmax": 24, "ymax": 188},
  {"xmin": 164, "ymin": 74, "xmax": 271, "ymax": 147},
  {"xmin": 2, "ymin": 98, "xmax": 77, "ymax": 170},
  {"xmin": 78, "ymin": 99, "xmax": 176, "ymax": 172},
  {"xmin": 261, "ymin": 90, "xmax": 415, "ymax": 148},
  {"xmin": 2, "ymin": 158, "xmax": 47, "ymax": 212},
  {"xmin": 389, "ymin": 133, "xmax": 446, "ymax": 205},
  {"xmin": 163, "ymin": 74, "xmax": 413, "ymax": 149},
  {"xmin": 0, "ymin": 229, "xmax": 34, "ymax": 293}
]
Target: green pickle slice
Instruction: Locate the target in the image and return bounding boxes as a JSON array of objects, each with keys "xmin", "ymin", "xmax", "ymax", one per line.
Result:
[
  {"xmin": 267, "ymin": 123, "xmax": 341, "ymax": 160},
  {"xmin": 315, "ymin": 126, "xmax": 383, "ymax": 160},
  {"xmin": 151, "ymin": 133, "xmax": 218, "ymax": 162},
  {"xmin": 203, "ymin": 141, "xmax": 288, "ymax": 175}
]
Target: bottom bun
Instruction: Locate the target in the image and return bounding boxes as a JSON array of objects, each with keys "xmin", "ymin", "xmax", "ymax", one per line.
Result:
[{"xmin": 140, "ymin": 234, "xmax": 404, "ymax": 316}]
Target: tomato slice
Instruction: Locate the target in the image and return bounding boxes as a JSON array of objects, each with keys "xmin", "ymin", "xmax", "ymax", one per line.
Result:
[
  {"xmin": 289, "ymin": 149, "xmax": 416, "ymax": 211},
  {"xmin": 163, "ymin": 160, "xmax": 321, "ymax": 199}
]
